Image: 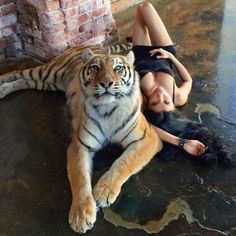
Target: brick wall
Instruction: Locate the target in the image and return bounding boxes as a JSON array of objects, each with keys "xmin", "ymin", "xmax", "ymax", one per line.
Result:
[
  {"xmin": 0, "ymin": 0, "xmax": 22, "ymax": 61},
  {"xmin": 0, "ymin": 0, "xmax": 116, "ymax": 61}
]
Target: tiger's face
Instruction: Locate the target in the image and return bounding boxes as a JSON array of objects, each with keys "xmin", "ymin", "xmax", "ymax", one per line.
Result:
[{"xmin": 79, "ymin": 48, "xmax": 137, "ymax": 105}]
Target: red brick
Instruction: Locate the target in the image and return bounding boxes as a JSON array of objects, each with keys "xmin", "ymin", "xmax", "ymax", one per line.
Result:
[
  {"xmin": 78, "ymin": 12, "xmax": 91, "ymax": 24},
  {"xmin": 0, "ymin": 51, "xmax": 6, "ymax": 61},
  {"xmin": 15, "ymin": 2, "xmax": 27, "ymax": 13},
  {"xmin": 92, "ymin": 7, "xmax": 105, "ymax": 18},
  {"xmin": 23, "ymin": 0, "xmax": 59, "ymax": 12},
  {"xmin": 23, "ymin": 0, "xmax": 60, "ymax": 12},
  {"xmin": 65, "ymin": 18, "xmax": 78, "ymax": 30},
  {"xmin": 103, "ymin": 14, "xmax": 115, "ymax": 27},
  {"xmin": 86, "ymin": 35, "xmax": 105, "ymax": 45},
  {"xmin": 41, "ymin": 22, "xmax": 65, "ymax": 34},
  {"xmin": 25, "ymin": 42, "xmax": 47, "ymax": 59},
  {"xmin": 33, "ymin": 37, "xmax": 47, "ymax": 49},
  {"xmin": 2, "ymin": 25, "xmax": 16, "ymax": 36},
  {"xmin": 94, "ymin": 18, "xmax": 105, "ymax": 36},
  {"xmin": 33, "ymin": 39, "xmax": 67, "ymax": 57},
  {"xmin": 21, "ymin": 0, "xmax": 42, "ymax": 10},
  {"xmin": 6, "ymin": 44, "xmax": 16, "ymax": 57},
  {"xmin": 45, "ymin": 1, "xmax": 60, "ymax": 11},
  {"xmin": 0, "ymin": 12, "xmax": 17, "ymax": 28},
  {"xmin": 42, "ymin": 30, "xmax": 66, "ymax": 43},
  {"xmin": 47, "ymin": 42, "xmax": 67, "ymax": 56},
  {"xmin": 17, "ymin": 14, "xmax": 32, "ymax": 25},
  {"xmin": 0, "ymin": 38, "xmax": 9, "ymax": 48},
  {"xmin": 38, "ymin": 10, "xmax": 64, "ymax": 25},
  {"xmin": 25, "ymin": 35, "xmax": 34, "ymax": 44},
  {"xmin": 79, "ymin": 23, "xmax": 94, "ymax": 40},
  {"xmin": 85, "ymin": 31, "xmax": 93, "ymax": 40},
  {"xmin": 66, "ymin": 28, "xmax": 79, "ymax": 39},
  {"xmin": 70, "ymin": 32, "xmax": 85, "ymax": 46},
  {"xmin": 63, "ymin": 7, "xmax": 77, "ymax": 17},
  {"xmin": 47, "ymin": 41, "xmax": 67, "ymax": 51},
  {"xmin": 59, "ymin": 0, "xmax": 79, "ymax": 9},
  {"xmin": 25, "ymin": 27, "xmax": 42, "ymax": 39},
  {"xmin": 13, "ymin": 41, "xmax": 22, "ymax": 51},
  {"xmin": 78, "ymin": 2, "xmax": 91, "ymax": 14},
  {"xmin": 93, "ymin": 0, "xmax": 103, "ymax": 9},
  {"xmin": 0, "ymin": 34, "xmax": 17, "ymax": 48},
  {"xmin": 0, "ymin": 3, "xmax": 16, "ymax": 16},
  {"xmin": 3, "ymin": 0, "xmax": 15, "ymax": 5},
  {"xmin": 26, "ymin": 1, "xmax": 60, "ymax": 12}
]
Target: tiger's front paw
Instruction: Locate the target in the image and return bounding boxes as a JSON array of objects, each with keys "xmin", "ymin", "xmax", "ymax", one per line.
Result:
[
  {"xmin": 69, "ymin": 195, "xmax": 97, "ymax": 233},
  {"xmin": 93, "ymin": 171, "xmax": 121, "ymax": 208}
]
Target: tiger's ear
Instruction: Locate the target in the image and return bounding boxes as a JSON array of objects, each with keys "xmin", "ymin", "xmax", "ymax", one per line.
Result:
[
  {"xmin": 126, "ymin": 50, "xmax": 135, "ymax": 65},
  {"xmin": 81, "ymin": 48, "xmax": 94, "ymax": 62}
]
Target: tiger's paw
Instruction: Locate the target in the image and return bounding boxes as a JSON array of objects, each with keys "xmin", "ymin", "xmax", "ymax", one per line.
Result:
[
  {"xmin": 69, "ymin": 195, "xmax": 97, "ymax": 233},
  {"xmin": 93, "ymin": 171, "xmax": 121, "ymax": 208}
]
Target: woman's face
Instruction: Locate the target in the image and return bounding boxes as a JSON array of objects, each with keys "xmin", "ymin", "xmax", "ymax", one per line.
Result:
[{"xmin": 147, "ymin": 87, "xmax": 175, "ymax": 112}]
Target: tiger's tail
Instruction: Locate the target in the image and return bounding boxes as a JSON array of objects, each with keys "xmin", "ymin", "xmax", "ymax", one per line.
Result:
[
  {"xmin": 106, "ymin": 42, "xmax": 132, "ymax": 54},
  {"xmin": 0, "ymin": 63, "xmax": 63, "ymax": 99}
]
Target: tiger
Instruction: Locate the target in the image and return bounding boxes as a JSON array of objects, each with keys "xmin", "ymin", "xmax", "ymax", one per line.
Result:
[{"xmin": 0, "ymin": 44, "xmax": 163, "ymax": 233}]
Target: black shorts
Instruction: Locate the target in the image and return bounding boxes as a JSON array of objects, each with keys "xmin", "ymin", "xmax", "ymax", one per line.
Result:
[{"xmin": 132, "ymin": 45, "xmax": 177, "ymax": 78}]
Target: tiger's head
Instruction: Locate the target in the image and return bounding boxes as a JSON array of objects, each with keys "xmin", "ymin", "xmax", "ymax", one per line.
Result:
[{"xmin": 79, "ymin": 48, "xmax": 139, "ymax": 105}]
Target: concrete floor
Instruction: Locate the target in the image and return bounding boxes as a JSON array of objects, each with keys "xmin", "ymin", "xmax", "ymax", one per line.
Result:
[{"xmin": 0, "ymin": 0, "xmax": 236, "ymax": 235}]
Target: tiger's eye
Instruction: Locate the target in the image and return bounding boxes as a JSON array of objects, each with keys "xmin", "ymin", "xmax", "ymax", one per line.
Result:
[
  {"xmin": 91, "ymin": 65, "xmax": 99, "ymax": 71},
  {"xmin": 114, "ymin": 65, "xmax": 123, "ymax": 72}
]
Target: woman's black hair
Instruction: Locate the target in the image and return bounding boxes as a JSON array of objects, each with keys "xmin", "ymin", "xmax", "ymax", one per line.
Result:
[{"xmin": 143, "ymin": 109, "xmax": 234, "ymax": 167}]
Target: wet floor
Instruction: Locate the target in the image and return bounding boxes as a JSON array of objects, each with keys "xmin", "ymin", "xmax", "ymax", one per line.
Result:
[{"xmin": 0, "ymin": 0, "xmax": 236, "ymax": 235}]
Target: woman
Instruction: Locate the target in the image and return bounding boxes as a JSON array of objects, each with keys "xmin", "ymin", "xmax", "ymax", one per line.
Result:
[{"xmin": 131, "ymin": 2, "xmax": 207, "ymax": 156}]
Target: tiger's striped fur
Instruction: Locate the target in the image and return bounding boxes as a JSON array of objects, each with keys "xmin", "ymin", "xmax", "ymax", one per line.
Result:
[
  {"xmin": 0, "ymin": 43, "xmax": 132, "ymax": 98},
  {"xmin": 0, "ymin": 44, "xmax": 162, "ymax": 233}
]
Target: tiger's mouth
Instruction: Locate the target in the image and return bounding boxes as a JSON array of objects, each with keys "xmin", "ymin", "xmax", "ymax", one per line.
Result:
[{"xmin": 94, "ymin": 91, "xmax": 120, "ymax": 99}]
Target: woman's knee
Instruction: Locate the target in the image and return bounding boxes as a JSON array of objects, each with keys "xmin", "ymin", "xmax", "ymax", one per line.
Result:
[
  {"xmin": 139, "ymin": 2, "xmax": 153, "ymax": 11},
  {"xmin": 139, "ymin": 2, "xmax": 159, "ymax": 15}
]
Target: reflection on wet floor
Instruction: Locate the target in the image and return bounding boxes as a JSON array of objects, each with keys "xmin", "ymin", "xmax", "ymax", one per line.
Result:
[
  {"xmin": 0, "ymin": 0, "xmax": 236, "ymax": 235},
  {"xmin": 214, "ymin": 0, "xmax": 236, "ymax": 124}
]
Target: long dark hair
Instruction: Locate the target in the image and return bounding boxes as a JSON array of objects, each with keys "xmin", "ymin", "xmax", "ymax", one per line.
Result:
[{"xmin": 143, "ymin": 109, "xmax": 234, "ymax": 167}]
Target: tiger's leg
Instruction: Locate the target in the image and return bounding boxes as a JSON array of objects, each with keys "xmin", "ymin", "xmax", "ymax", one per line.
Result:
[
  {"xmin": 67, "ymin": 135, "xmax": 97, "ymax": 233},
  {"xmin": 93, "ymin": 121, "xmax": 162, "ymax": 207}
]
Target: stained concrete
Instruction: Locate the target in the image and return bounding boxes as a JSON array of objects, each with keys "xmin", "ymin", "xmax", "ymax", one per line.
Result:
[{"xmin": 0, "ymin": 0, "xmax": 236, "ymax": 235}]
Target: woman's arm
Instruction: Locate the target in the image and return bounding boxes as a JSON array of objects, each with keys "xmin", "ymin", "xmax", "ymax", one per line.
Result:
[
  {"xmin": 170, "ymin": 55, "xmax": 192, "ymax": 105},
  {"xmin": 153, "ymin": 126, "xmax": 179, "ymax": 145},
  {"xmin": 153, "ymin": 126, "xmax": 207, "ymax": 156}
]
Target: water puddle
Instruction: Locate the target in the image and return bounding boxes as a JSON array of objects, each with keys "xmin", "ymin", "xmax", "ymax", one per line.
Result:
[
  {"xmin": 103, "ymin": 196, "xmax": 230, "ymax": 235},
  {"xmin": 103, "ymin": 199, "xmax": 194, "ymax": 234},
  {"xmin": 195, "ymin": 103, "xmax": 221, "ymax": 118}
]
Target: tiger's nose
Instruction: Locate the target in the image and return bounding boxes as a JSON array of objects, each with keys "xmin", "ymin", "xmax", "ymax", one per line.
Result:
[{"xmin": 99, "ymin": 81, "xmax": 114, "ymax": 88}]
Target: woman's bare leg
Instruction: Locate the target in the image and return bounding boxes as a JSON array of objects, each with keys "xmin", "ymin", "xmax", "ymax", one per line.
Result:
[
  {"xmin": 135, "ymin": 2, "xmax": 173, "ymax": 46},
  {"xmin": 132, "ymin": 3, "xmax": 151, "ymax": 46}
]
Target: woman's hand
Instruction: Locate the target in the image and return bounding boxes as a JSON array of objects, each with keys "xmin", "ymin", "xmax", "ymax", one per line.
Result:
[
  {"xmin": 149, "ymin": 48, "xmax": 174, "ymax": 59},
  {"xmin": 183, "ymin": 139, "xmax": 208, "ymax": 156}
]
